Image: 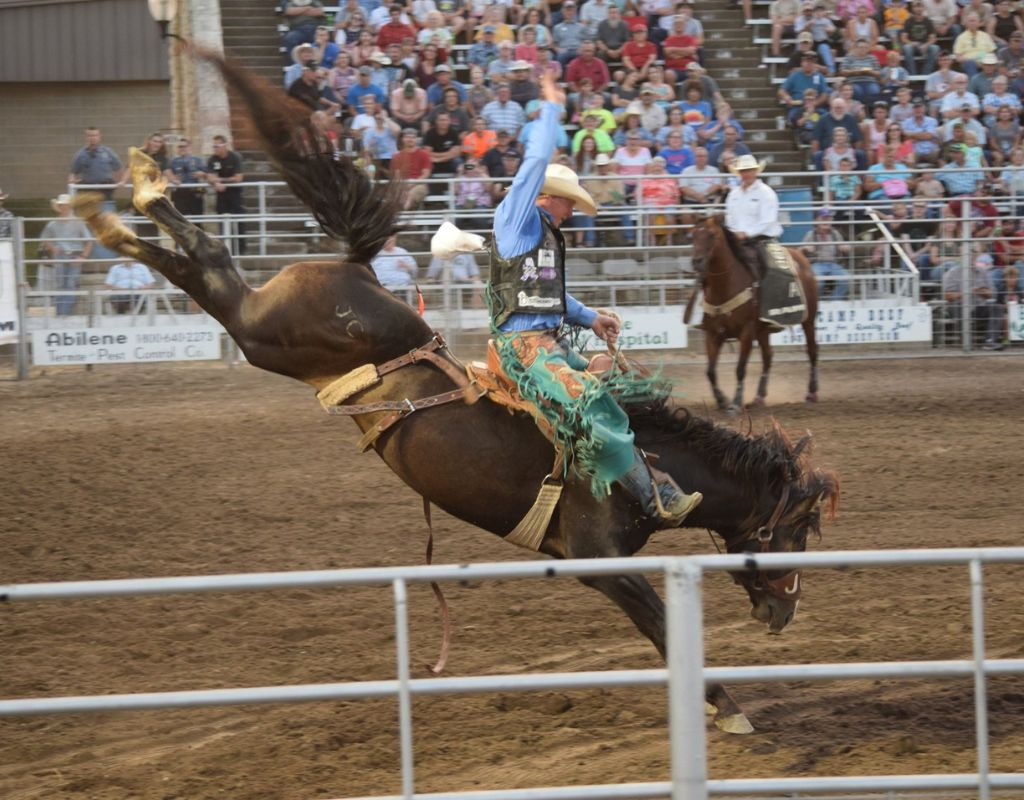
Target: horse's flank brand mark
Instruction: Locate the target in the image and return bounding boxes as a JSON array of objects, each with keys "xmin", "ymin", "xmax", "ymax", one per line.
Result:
[{"xmin": 334, "ymin": 305, "xmax": 365, "ymax": 338}]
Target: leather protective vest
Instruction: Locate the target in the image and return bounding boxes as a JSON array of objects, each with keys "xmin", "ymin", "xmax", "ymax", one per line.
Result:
[{"xmin": 488, "ymin": 214, "xmax": 567, "ymax": 328}]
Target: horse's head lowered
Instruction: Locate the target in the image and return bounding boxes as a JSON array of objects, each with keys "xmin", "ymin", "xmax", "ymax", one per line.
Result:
[{"xmin": 724, "ymin": 430, "xmax": 839, "ymax": 634}]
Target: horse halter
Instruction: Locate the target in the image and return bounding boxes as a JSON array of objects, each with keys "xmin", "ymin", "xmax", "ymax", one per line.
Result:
[{"xmin": 732, "ymin": 484, "xmax": 803, "ymax": 601}]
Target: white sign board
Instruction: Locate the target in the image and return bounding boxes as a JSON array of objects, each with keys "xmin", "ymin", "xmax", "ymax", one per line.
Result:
[
  {"xmin": 1009, "ymin": 302, "xmax": 1023, "ymax": 342},
  {"xmin": 579, "ymin": 306, "xmax": 687, "ymax": 351},
  {"xmin": 770, "ymin": 301, "xmax": 933, "ymax": 346},
  {"xmin": 32, "ymin": 327, "xmax": 221, "ymax": 366},
  {"xmin": 0, "ymin": 241, "xmax": 17, "ymax": 345}
]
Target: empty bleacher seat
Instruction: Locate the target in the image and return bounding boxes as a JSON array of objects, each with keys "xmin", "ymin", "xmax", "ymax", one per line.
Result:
[{"xmin": 601, "ymin": 258, "xmax": 641, "ymax": 278}]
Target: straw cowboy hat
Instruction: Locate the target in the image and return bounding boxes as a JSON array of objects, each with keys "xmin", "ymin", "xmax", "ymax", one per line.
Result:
[
  {"xmin": 540, "ymin": 164, "xmax": 597, "ymax": 217},
  {"xmin": 728, "ymin": 154, "xmax": 766, "ymax": 175},
  {"xmin": 50, "ymin": 193, "xmax": 73, "ymax": 211}
]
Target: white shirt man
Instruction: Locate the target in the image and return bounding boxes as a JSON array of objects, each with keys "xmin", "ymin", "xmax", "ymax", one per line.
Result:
[{"xmin": 725, "ymin": 156, "xmax": 783, "ymax": 239}]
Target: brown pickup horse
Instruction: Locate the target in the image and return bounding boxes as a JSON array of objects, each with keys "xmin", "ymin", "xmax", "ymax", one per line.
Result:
[
  {"xmin": 689, "ymin": 216, "xmax": 820, "ymax": 411},
  {"xmin": 73, "ymin": 54, "xmax": 838, "ymax": 735}
]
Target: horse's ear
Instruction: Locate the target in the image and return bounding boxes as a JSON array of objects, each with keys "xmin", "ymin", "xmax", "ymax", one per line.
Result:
[{"xmin": 793, "ymin": 432, "xmax": 813, "ymax": 459}]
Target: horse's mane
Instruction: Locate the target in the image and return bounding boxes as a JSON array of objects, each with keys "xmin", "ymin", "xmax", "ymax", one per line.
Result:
[
  {"xmin": 628, "ymin": 397, "xmax": 840, "ymax": 518},
  {"xmin": 708, "ymin": 214, "xmax": 751, "ymax": 270},
  {"xmin": 202, "ymin": 51, "xmax": 403, "ymax": 265}
]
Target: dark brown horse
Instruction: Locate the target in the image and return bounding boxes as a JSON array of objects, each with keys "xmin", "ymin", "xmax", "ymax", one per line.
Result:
[
  {"xmin": 689, "ymin": 216, "xmax": 820, "ymax": 411},
  {"xmin": 72, "ymin": 54, "xmax": 838, "ymax": 735}
]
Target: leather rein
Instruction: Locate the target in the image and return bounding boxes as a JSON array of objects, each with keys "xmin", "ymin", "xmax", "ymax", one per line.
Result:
[
  {"xmin": 732, "ymin": 484, "xmax": 802, "ymax": 601},
  {"xmin": 324, "ymin": 333, "xmax": 484, "ymax": 452}
]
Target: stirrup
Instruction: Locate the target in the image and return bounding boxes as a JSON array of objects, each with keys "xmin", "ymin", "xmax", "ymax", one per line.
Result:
[{"xmin": 641, "ymin": 451, "xmax": 702, "ymax": 526}]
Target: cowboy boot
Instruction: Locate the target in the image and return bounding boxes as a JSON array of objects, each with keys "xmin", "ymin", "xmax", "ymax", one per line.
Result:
[{"xmin": 618, "ymin": 449, "xmax": 702, "ymax": 528}]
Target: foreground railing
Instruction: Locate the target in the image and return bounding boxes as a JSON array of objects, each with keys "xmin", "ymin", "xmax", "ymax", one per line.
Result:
[{"xmin": 3, "ymin": 547, "xmax": 1024, "ymax": 800}]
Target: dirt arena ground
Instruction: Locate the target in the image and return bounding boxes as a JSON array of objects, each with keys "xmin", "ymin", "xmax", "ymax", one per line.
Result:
[{"xmin": 2, "ymin": 355, "xmax": 1023, "ymax": 800}]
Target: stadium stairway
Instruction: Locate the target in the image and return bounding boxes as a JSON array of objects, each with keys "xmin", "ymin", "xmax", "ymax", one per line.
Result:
[{"xmin": 699, "ymin": 4, "xmax": 808, "ymax": 180}]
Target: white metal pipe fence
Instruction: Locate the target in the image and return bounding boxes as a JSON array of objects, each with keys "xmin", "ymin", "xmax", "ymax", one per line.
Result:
[{"xmin": 3, "ymin": 547, "xmax": 1024, "ymax": 800}]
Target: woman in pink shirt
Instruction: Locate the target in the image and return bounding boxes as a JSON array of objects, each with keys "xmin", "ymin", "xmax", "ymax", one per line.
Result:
[
  {"xmin": 515, "ymin": 25, "xmax": 540, "ymax": 64},
  {"xmin": 637, "ymin": 157, "xmax": 682, "ymax": 245}
]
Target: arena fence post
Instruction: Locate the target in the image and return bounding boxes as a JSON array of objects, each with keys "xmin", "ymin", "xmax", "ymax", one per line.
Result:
[
  {"xmin": 14, "ymin": 216, "xmax": 29, "ymax": 381},
  {"xmin": 392, "ymin": 577, "xmax": 415, "ymax": 800},
  {"xmin": 969, "ymin": 559, "xmax": 991, "ymax": 800},
  {"xmin": 665, "ymin": 558, "xmax": 709, "ymax": 800},
  {"xmin": 960, "ymin": 215, "xmax": 972, "ymax": 353}
]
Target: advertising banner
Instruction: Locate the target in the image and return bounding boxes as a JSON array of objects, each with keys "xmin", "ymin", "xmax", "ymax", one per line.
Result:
[
  {"xmin": 32, "ymin": 327, "xmax": 221, "ymax": 366},
  {"xmin": 0, "ymin": 241, "xmax": 17, "ymax": 345},
  {"xmin": 770, "ymin": 301, "xmax": 933, "ymax": 346},
  {"xmin": 578, "ymin": 306, "xmax": 687, "ymax": 352},
  {"xmin": 1009, "ymin": 302, "xmax": 1023, "ymax": 342}
]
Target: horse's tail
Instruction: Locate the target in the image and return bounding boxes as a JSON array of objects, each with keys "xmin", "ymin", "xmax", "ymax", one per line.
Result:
[{"xmin": 199, "ymin": 48, "xmax": 402, "ymax": 264}]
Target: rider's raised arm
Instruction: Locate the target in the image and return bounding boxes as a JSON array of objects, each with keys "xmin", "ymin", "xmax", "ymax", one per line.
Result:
[{"xmin": 493, "ymin": 101, "xmax": 561, "ymax": 259}]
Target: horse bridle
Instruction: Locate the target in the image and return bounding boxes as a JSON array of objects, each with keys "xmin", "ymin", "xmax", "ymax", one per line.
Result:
[{"xmin": 731, "ymin": 484, "xmax": 803, "ymax": 601}]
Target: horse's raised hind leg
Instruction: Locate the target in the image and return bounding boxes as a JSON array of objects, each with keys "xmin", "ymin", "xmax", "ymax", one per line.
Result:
[
  {"xmin": 732, "ymin": 328, "xmax": 755, "ymax": 411},
  {"xmin": 126, "ymin": 148, "xmax": 249, "ymax": 323},
  {"xmin": 576, "ymin": 572, "xmax": 753, "ymax": 734},
  {"xmin": 803, "ymin": 315, "xmax": 819, "ymax": 403},
  {"xmin": 704, "ymin": 330, "xmax": 729, "ymax": 411},
  {"xmin": 750, "ymin": 326, "xmax": 774, "ymax": 407},
  {"xmin": 72, "ymin": 193, "xmax": 194, "ymax": 282}
]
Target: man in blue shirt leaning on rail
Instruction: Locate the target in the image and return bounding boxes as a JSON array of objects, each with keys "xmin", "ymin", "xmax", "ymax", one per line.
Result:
[{"xmin": 487, "ymin": 72, "xmax": 702, "ymax": 527}]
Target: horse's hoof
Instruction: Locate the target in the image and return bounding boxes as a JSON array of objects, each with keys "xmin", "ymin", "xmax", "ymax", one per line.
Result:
[
  {"xmin": 725, "ymin": 404, "xmax": 741, "ymax": 417},
  {"xmin": 705, "ymin": 702, "xmax": 717, "ymax": 715},
  {"xmin": 129, "ymin": 146, "xmax": 168, "ymax": 211},
  {"xmin": 715, "ymin": 711, "xmax": 755, "ymax": 735},
  {"xmin": 805, "ymin": 392, "xmax": 819, "ymax": 403},
  {"xmin": 747, "ymin": 396, "xmax": 766, "ymax": 408}
]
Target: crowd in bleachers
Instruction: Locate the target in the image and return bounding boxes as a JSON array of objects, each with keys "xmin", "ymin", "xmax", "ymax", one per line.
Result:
[{"xmin": 278, "ymin": 0, "xmax": 758, "ymax": 248}]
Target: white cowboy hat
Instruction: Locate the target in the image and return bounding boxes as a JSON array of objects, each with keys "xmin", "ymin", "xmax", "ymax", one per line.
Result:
[
  {"xmin": 291, "ymin": 43, "xmax": 315, "ymax": 64},
  {"xmin": 50, "ymin": 193, "xmax": 73, "ymax": 211},
  {"xmin": 540, "ymin": 164, "xmax": 597, "ymax": 217},
  {"xmin": 728, "ymin": 154, "xmax": 766, "ymax": 174}
]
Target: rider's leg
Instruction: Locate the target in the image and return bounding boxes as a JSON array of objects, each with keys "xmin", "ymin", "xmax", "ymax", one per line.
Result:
[{"xmin": 617, "ymin": 448, "xmax": 702, "ymax": 527}]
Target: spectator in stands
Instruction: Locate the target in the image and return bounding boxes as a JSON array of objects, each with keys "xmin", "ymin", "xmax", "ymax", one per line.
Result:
[
  {"xmin": 427, "ymin": 64, "xmax": 467, "ymax": 105},
  {"xmin": 794, "ymin": 90, "xmax": 825, "ymax": 145},
  {"xmin": 840, "ymin": 39, "xmax": 882, "ymax": 104},
  {"xmin": 390, "ymin": 78, "xmax": 429, "ymax": 128},
  {"xmin": 519, "ymin": 8, "xmax": 553, "ymax": 48},
  {"xmin": 285, "ymin": 43, "xmax": 315, "ymax": 89},
  {"xmin": 949, "ymin": 181, "xmax": 999, "ymax": 238},
  {"xmin": 611, "ymin": 69, "xmax": 641, "ymax": 110},
  {"xmin": 845, "ymin": 5, "xmax": 880, "ymax": 52},
  {"xmin": 282, "ymin": 0, "xmax": 326, "ymax": 57},
  {"xmin": 636, "ymin": 89, "xmax": 669, "ymax": 135},
  {"xmin": 167, "ymin": 138, "xmax": 207, "ymax": 217},
  {"xmin": 465, "ymin": 66, "xmax": 495, "ymax": 114},
  {"xmin": 697, "ymin": 103, "xmax": 743, "ymax": 149},
  {"xmin": 679, "ymin": 146, "xmax": 727, "ymax": 215},
  {"xmin": 462, "ymin": 115, "xmax": 498, "ymax": 160},
  {"xmin": 425, "ymin": 251, "xmax": 483, "ymax": 286},
  {"xmin": 921, "ymin": 0, "xmax": 960, "ymax": 38},
  {"xmin": 939, "ymin": 73, "xmax": 980, "ymax": 119},
  {"xmin": 864, "ymin": 144, "xmax": 916, "ymax": 200},
  {"xmin": 822, "ymin": 126, "xmax": 865, "ymax": 170},
  {"xmin": 879, "ymin": 122, "xmax": 917, "ymax": 166},
  {"xmin": 890, "ymin": 87, "xmax": 915, "ymax": 125},
  {"xmin": 657, "ymin": 105, "xmax": 696, "ymax": 147},
  {"xmin": 330, "ymin": 50, "xmax": 359, "ymax": 100},
  {"xmin": 436, "ymin": 0, "xmax": 467, "ymax": 38},
  {"xmin": 580, "ymin": 0, "xmax": 610, "ymax": 38},
  {"xmin": 335, "ymin": 8, "xmax": 368, "ymax": 46},
  {"xmin": 836, "ymin": 0, "xmax": 875, "ymax": 22},
  {"xmin": 536, "ymin": 47, "xmax": 563, "ymax": 83},
  {"xmin": 801, "ymin": 210, "xmax": 850, "ymax": 300},
  {"xmin": 622, "ymin": 24, "xmax": 658, "ymax": 79},
  {"xmin": 454, "ymin": 158, "xmax": 494, "ymax": 230},
  {"xmin": 826, "ymin": 157, "xmax": 864, "ymax": 215},
  {"xmin": 377, "ymin": 5, "xmax": 417, "ymax": 49},
  {"xmin": 988, "ymin": 0, "xmax": 1023, "ymax": 45},
  {"xmin": 686, "ymin": 63, "xmax": 725, "ymax": 108},
  {"xmin": 481, "ymin": 83, "xmax": 526, "ymax": 137},
  {"xmin": 582, "ymin": 154, "xmax": 625, "ymax": 244},
  {"xmin": 515, "ymin": 25, "xmax": 541, "ymax": 65},
  {"xmin": 481, "ymin": 129, "xmax": 516, "ymax": 176},
  {"xmin": 902, "ymin": 1, "xmax": 940, "ymax": 76},
  {"xmin": 348, "ymin": 29, "xmax": 377, "ymax": 67},
  {"xmin": 943, "ymin": 105, "xmax": 987, "ymax": 144},
  {"xmin": 997, "ymin": 146, "xmax": 1024, "ymax": 205},
  {"xmin": 786, "ymin": 33, "xmax": 825, "ymax": 73},
  {"xmin": 959, "ymin": 0, "xmax": 993, "ymax": 29},
  {"xmin": 581, "ymin": 94, "xmax": 616, "ymax": 131},
  {"xmin": 68, "ymin": 127, "xmax": 124, "ymax": 202},
  {"xmin": 424, "ymin": 111, "xmax": 463, "ymax": 187},
  {"xmin": 662, "ymin": 14, "xmax": 701, "ymax": 83},
  {"xmin": 709, "ymin": 125, "xmax": 752, "ymax": 168},
  {"xmin": 904, "ymin": 196, "xmax": 938, "ymax": 259},
  {"xmin": 371, "ymin": 236, "xmax": 418, "ymax": 288},
  {"xmin": 937, "ymin": 144, "xmax": 983, "ymax": 194},
  {"xmin": 642, "ymin": 65, "xmax": 676, "ymax": 106},
  {"xmin": 414, "ymin": 43, "xmax": 446, "ymax": 89},
  {"xmin": 914, "ymin": 167, "xmax": 945, "ymax": 204},
  {"xmin": 468, "ymin": 25, "xmax": 500, "ymax": 68},
  {"xmin": 954, "ymin": 13, "xmax": 997, "ymax": 76},
  {"xmin": 361, "ymin": 106, "xmax": 401, "ymax": 169},
  {"xmin": 488, "ymin": 40, "xmax": 518, "ymax": 83},
  {"xmin": 289, "ymin": 62, "xmax": 335, "ymax": 112},
  {"xmin": 366, "ymin": 53, "xmax": 393, "ymax": 93},
  {"xmin": 566, "ymin": 40, "xmax": 611, "ymax": 93},
  {"xmin": 884, "ymin": 0, "xmax": 911, "ymax": 40},
  {"xmin": 572, "ymin": 113, "xmax": 615, "ymax": 153},
  {"xmin": 206, "ymin": 135, "xmax": 247, "ymax": 255},
  {"xmin": 104, "ymin": 261, "xmax": 155, "ymax": 314},
  {"xmin": 489, "ymin": 147, "xmax": 522, "ymax": 203},
  {"xmin": 508, "ymin": 61, "xmax": 540, "ymax": 106},
  {"xmin": 552, "ymin": 1, "xmax": 585, "ymax": 66},
  {"xmin": 597, "ymin": 4, "xmax": 630, "ymax": 64},
  {"xmin": 987, "ymin": 105, "xmax": 1021, "ymax": 166},
  {"xmin": 982, "ymin": 75, "xmax": 1021, "ymax": 125},
  {"xmin": 769, "ymin": 0, "xmax": 801, "ymax": 57},
  {"xmin": 997, "ymin": 30, "xmax": 1024, "ymax": 78},
  {"xmin": 40, "ymin": 193, "xmax": 92, "ymax": 315},
  {"xmin": 637, "ymin": 157, "xmax": 681, "ymax": 246},
  {"xmin": 418, "ymin": 10, "xmax": 454, "ymax": 49},
  {"xmin": 473, "ymin": 4, "xmax": 514, "ymax": 42},
  {"xmin": 780, "ymin": 53, "xmax": 832, "ymax": 122},
  {"xmin": 614, "ymin": 129, "xmax": 654, "ymax": 198},
  {"xmin": 614, "ymin": 105, "xmax": 654, "ymax": 148},
  {"xmin": 942, "ymin": 252, "xmax": 1002, "ymax": 348},
  {"xmin": 138, "ymin": 132, "xmax": 169, "ymax": 173},
  {"xmin": 879, "ymin": 51, "xmax": 911, "ymax": 101},
  {"xmin": 313, "ymin": 25, "xmax": 339, "ymax": 68},
  {"xmin": 347, "ymin": 66, "xmax": 387, "ymax": 112},
  {"xmin": 968, "ymin": 54, "xmax": 1000, "ymax": 101},
  {"xmin": 863, "ymin": 100, "xmax": 893, "ymax": 159},
  {"xmin": 391, "ymin": 129, "xmax": 432, "ymax": 209},
  {"xmin": 659, "ymin": 130, "xmax": 696, "ymax": 174},
  {"xmin": 925, "ymin": 51, "xmax": 961, "ymax": 116}
]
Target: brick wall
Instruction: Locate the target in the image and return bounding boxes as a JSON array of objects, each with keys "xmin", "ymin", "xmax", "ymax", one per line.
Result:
[{"xmin": 0, "ymin": 81, "xmax": 171, "ymax": 202}]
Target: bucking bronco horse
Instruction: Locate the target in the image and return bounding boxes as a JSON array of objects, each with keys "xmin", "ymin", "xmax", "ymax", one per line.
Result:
[
  {"xmin": 688, "ymin": 216, "xmax": 821, "ymax": 411},
  {"xmin": 72, "ymin": 53, "xmax": 838, "ymax": 735}
]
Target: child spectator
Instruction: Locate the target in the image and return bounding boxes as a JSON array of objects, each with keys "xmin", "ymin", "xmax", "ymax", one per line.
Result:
[
  {"xmin": 801, "ymin": 210, "xmax": 851, "ymax": 299},
  {"xmin": 879, "ymin": 51, "xmax": 911, "ymax": 101},
  {"xmin": 795, "ymin": 90, "xmax": 824, "ymax": 145},
  {"xmin": 884, "ymin": 0, "xmax": 911, "ymax": 41},
  {"xmin": 827, "ymin": 157, "xmax": 864, "ymax": 215}
]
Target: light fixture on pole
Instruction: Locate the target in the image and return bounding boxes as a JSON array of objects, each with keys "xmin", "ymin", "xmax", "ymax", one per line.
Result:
[{"xmin": 147, "ymin": 0, "xmax": 182, "ymax": 42}]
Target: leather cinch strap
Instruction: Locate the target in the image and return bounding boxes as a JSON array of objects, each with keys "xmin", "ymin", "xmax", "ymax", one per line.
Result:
[
  {"xmin": 321, "ymin": 333, "xmax": 485, "ymax": 452},
  {"xmin": 702, "ymin": 286, "xmax": 753, "ymax": 318}
]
